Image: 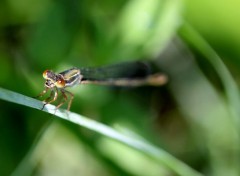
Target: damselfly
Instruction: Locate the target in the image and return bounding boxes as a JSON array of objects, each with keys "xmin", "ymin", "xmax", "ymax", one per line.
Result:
[{"xmin": 36, "ymin": 61, "xmax": 167, "ymax": 111}]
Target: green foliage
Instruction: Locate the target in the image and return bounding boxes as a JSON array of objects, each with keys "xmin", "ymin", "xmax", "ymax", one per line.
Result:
[{"xmin": 1, "ymin": 0, "xmax": 240, "ymax": 175}]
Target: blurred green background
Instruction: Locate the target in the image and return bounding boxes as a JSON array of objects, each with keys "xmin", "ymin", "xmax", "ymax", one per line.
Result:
[{"xmin": 1, "ymin": 0, "xmax": 240, "ymax": 175}]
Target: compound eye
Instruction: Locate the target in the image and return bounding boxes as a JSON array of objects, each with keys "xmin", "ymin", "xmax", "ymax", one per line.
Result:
[
  {"xmin": 43, "ymin": 70, "xmax": 50, "ymax": 79},
  {"xmin": 55, "ymin": 79, "xmax": 65, "ymax": 88}
]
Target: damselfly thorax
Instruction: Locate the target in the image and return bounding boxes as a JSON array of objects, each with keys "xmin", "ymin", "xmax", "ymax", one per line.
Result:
[{"xmin": 36, "ymin": 61, "xmax": 167, "ymax": 111}]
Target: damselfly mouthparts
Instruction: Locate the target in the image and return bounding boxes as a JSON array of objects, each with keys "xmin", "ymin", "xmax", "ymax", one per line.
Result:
[{"xmin": 36, "ymin": 61, "xmax": 167, "ymax": 111}]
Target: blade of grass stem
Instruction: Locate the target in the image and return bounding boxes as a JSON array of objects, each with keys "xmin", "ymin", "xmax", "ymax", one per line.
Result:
[
  {"xmin": 0, "ymin": 87, "xmax": 202, "ymax": 176},
  {"xmin": 178, "ymin": 22, "xmax": 240, "ymax": 129}
]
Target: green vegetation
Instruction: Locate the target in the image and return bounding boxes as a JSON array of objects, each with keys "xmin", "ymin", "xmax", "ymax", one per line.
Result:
[{"xmin": 1, "ymin": 0, "xmax": 240, "ymax": 175}]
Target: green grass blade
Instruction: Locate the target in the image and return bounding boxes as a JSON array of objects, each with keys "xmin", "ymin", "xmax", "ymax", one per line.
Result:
[
  {"xmin": 179, "ymin": 23, "xmax": 240, "ymax": 127},
  {"xmin": 0, "ymin": 87, "xmax": 203, "ymax": 176}
]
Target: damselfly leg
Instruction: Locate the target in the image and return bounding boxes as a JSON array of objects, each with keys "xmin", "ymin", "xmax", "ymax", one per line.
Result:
[
  {"xmin": 40, "ymin": 89, "xmax": 54, "ymax": 110},
  {"xmin": 35, "ymin": 87, "xmax": 58, "ymax": 110},
  {"xmin": 42, "ymin": 88, "xmax": 59, "ymax": 110},
  {"xmin": 34, "ymin": 87, "xmax": 52, "ymax": 110},
  {"xmin": 55, "ymin": 89, "xmax": 74, "ymax": 111},
  {"xmin": 34, "ymin": 87, "xmax": 49, "ymax": 99},
  {"xmin": 37, "ymin": 87, "xmax": 74, "ymax": 112}
]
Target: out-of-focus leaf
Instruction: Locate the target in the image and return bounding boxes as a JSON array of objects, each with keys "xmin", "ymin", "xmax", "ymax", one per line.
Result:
[{"xmin": 117, "ymin": 0, "xmax": 182, "ymax": 58}]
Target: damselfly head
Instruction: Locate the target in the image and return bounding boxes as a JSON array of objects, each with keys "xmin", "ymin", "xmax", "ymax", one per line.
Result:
[
  {"xmin": 43, "ymin": 70, "xmax": 56, "ymax": 88},
  {"xmin": 43, "ymin": 70, "xmax": 66, "ymax": 88},
  {"xmin": 43, "ymin": 70, "xmax": 56, "ymax": 80}
]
